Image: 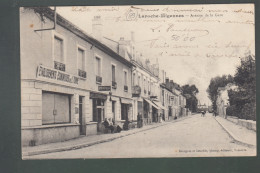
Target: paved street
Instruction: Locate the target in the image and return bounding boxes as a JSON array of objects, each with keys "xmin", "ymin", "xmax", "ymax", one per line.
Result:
[{"xmin": 27, "ymin": 114, "xmax": 256, "ymax": 159}]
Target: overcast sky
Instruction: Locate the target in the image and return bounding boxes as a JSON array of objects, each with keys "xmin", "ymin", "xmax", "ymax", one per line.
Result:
[{"xmin": 56, "ymin": 4, "xmax": 254, "ymax": 105}]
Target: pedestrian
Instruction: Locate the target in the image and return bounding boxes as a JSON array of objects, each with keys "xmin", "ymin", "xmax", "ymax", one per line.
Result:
[
  {"xmin": 137, "ymin": 113, "xmax": 142, "ymax": 128},
  {"xmin": 103, "ymin": 118, "xmax": 115, "ymax": 133},
  {"xmin": 213, "ymin": 110, "xmax": 217, "ymax": 117}
]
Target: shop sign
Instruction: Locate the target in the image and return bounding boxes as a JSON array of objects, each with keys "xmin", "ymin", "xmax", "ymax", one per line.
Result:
[
  {"xmin": 132, "ymin": 94, "xmax": 140, "ymax": 97},
  {"xmin": 37, "ymin": 65, "xmax": 79, "ymax": 84},
  {"xmin": 98, "ymin": 86, "xmax": 111, "ymax": 91},
  {"xmin": 90, "ymin": 92, "xmax": 107, "ymax": 100},
  {"xmin": 132, "ymin": 85, "xmax": 141, "ymax": 96}
]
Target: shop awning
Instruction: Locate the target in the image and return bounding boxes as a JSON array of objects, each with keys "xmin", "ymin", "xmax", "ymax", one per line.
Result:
[
  {"xmin": 120, "ymin": 98, "xmax": 132, "ymax": 104},
  {"xmin": 144, "ymin": 98, "xmax": 160, "ymax": 110},
  {"xmin": 153, "ymin": 101, "xmax": 167, "ymax": 110}
]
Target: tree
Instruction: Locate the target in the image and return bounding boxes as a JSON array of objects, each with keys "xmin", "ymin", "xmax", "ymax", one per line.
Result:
[
  {"xmin": 182, "ymin": 84, "xmax": 199, "ymax": 112},
  {"xmin": 227, "ymin": 55, "xmax": 256, "ymax": 120},
  {"xmin": 207, "ymin": 75, "xmax": 234, "ymax": 111}
]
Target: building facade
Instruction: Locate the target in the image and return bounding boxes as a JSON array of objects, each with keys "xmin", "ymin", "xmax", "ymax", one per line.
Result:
[
  {"xmin": 216, "ymin": 83, "xmax": 237, "ymax": 118},
  {"xmin": 20, "ymin": 7, "xmax": 134, "ymax": 146},
  {"xmin": 20, "ymin": 7, "xmax": 189, "ymax": 146}
]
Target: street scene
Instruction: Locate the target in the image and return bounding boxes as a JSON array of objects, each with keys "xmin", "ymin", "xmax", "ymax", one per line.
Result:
[
  {"xmin": 20, "ymin": 4, "xmax": 256, "ymax": 159},
  {"xmin": 24, "ymin": 113, "xmax": 256, "ymax": 159}
]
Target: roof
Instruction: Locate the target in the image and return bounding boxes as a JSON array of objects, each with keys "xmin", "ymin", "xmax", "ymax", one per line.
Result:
[{"xmin": 30, "ymin": 7, "xmax": 134, "ymax": 68}]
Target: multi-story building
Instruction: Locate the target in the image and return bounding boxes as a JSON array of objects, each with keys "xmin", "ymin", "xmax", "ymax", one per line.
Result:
[
  {"xmin": 20, "ymin": 7, "xmax": 134, "ymax": 146},
  {"xmin": 159, "ymin": 71, "xmax": 187, "ymax": 120},
  {"xmin": 104, "ymin": 32, "xmax": 163, "ymax": 124}
]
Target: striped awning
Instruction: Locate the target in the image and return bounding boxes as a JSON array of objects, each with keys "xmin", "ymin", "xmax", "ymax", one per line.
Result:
[
  {"xmin": 153, "ymin": 101, "xmax": 167, "ymax": 110},
  {"xmin": 144, "ymin": 98, "xmax": 160, "ymax": 110}
]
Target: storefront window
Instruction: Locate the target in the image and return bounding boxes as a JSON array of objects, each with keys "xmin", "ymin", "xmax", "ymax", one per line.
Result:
[{"xmin": 42, "ymin": 91, "xmax": 71, "ymax": 125}]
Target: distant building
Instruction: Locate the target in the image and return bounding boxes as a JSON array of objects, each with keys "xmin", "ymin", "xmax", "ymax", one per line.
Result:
[
  {"xmin": 159, "ymin": 72, "xmax": 187, "ymax": 120},
  {"xmin": 216, "ymin": 83, "xmax": 237, "ymax": 118}
]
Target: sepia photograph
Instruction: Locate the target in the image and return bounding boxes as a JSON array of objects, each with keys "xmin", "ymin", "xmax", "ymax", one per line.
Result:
[{"xmin": 20, "ymin": 4, "xmax": 256, "ymax": 159}]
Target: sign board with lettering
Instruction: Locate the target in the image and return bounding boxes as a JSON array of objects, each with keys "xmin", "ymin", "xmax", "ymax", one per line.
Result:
[
  {"xmin": 90, "ymin": 92, "xmax": 107, "ymax": 100},
  {"xmin": 98, "ymin": 86, "xmax": 111, "ymax": 91},
  {"xmin": 36, "ymin": 65, "xmax": 79, "ymax": 84}
]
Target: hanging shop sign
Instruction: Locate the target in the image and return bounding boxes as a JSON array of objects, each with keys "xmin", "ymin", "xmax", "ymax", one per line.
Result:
[
  {"xmin": 132, "ymin": 85, "xmax": 141, "ymax": 97},
  {"xmin": 37, "ymin": 65, "xmax": 79, "ymax": 84},
  {"xmin": 98, "ymin": 86, "xmax": 111, "ymax": 91}
]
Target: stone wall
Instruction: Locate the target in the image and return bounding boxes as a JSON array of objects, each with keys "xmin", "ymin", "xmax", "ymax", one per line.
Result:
[{"xmin": 227, "ymin": 116, "xmax": 256, "ymax": 131}]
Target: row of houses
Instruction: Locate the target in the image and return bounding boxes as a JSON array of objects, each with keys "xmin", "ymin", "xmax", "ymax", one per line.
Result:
[{"xmin": 20, "ymin": 7, "xmax": 188, "ymax": 146}]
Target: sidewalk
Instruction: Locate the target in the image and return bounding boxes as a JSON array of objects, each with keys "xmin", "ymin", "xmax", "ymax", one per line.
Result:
[
  {"xmin": 22, "ymin": 116, "xmax": 191, "ymax": 158},
  {"xmin": 214, "ymin": 116, "xmax": 256, "ymax": 147}
]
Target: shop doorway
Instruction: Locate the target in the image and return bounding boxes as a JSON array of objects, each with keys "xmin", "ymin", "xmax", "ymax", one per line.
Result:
[
  {"xmin": 152, "ymin": 106, "xmax": 158, "ymax": 122},
  {"xmin": 79, "ymin": 96, "xmax": 86, "ymax": 135},
  {"xmin": 121, "ymin": 103, "xmax": 129, "ymax": 121},
  {"xmin": 112, "ymin": 101, "xmax": 116, "ymax": 122},
  {"xmin": 93, "ymin": 99, "xmax": 105, "ymax": 123}
]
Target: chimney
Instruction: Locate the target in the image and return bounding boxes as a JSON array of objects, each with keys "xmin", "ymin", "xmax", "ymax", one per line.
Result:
[
  {"xmin": 118, "ymin": 37, "xmax": 126, "ymax": 58},
  {"xmin": 170, "ymin": 80, "xmax": 174, "ymax": 89},
  {"xmin": 165, "ymin": 77, "xmax": 169, "ymax": 84},
  {"xmin": 92, "ymin": 16, "xmax": 103, "ymax": 41}
]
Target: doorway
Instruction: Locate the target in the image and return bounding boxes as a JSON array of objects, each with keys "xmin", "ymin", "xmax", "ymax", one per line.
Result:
[
  {"xmin": 112, "ymin": 101, "xmax": 116, "ymax": 122},
  {"xmin": 79, "ymin": 96, "xmax": 86, "ymax": 135}
]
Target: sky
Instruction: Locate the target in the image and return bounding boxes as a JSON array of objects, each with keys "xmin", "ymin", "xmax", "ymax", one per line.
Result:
[{"xmin": 56, "ymin": 4, "xmax": 255, "ymax": 105}]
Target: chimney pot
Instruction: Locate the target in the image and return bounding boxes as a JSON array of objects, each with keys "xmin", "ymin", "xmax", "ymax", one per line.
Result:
[{"xmin": 92, "ymin": 16, "xmax": 103, "ymax": 41}]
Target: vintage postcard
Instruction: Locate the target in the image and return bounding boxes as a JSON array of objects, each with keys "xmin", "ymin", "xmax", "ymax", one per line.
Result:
[{"xmin": 20, "ymin": 4, "xmax": 256, "ymax": 159}]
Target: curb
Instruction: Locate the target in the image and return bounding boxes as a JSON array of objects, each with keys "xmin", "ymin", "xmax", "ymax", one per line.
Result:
[
  {"xmin": 23, "ymin": 116, "xmax": 191, "ymax": 157},
  {"xmin": 214, "ymin": 117, "xmax": 256, "ymax": 148}
]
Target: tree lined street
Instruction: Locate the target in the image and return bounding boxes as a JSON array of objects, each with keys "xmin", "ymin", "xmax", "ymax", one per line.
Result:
[{"xmin": 27, "ymin": 114, "xmax": 256, "ymax": 159}]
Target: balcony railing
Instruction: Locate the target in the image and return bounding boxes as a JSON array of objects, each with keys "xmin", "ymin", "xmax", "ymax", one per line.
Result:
[
  {"xmin": 124, "ymin": 85, "xmax": 128, "ymax": 92},
  {"xmin": 78, "ymin": 69, "xmax": 87, "ymax": 78},
  {"xmin": 54, "ymin": 61, "xmax": 65, "ymax": 71},
  {"xmin": 96, "ymin": 75, "xmax": 102, "ymax": 84},
  {"xmin": 112, "ymin": 81, "xmax": 117, "ymax": 89}
]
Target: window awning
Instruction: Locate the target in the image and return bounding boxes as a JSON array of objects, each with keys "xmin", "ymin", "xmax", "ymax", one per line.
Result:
[
  {"xmin": 153, "ymin": 101, "xmax": 167, "ymax": 110},
  {"xmin": 144, "ymin": 98, "xmax": 160, "ymax": 110}
]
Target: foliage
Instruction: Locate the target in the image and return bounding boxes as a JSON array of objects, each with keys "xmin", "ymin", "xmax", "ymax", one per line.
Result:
[
  {"xmin": 207, "ymin": 75, "xmax": 234, "ymax": 111},
  {"xmin": 227, "ymin": 55, "xmax": 256, "ymax": 120},
  {"xmin": 182, "ymin": 84, "xmax": 199, "ymax": 112}
]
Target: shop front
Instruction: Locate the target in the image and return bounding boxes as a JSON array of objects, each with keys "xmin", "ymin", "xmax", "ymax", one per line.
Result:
[
  {"xmin": 21, "ymin": 64, "xmax": 90, "ymax": 146},
  {"xmin": 153, "ymin": 100, "xmax": 167, "ymax": 121},
  {"xmin": 143, "ymin": 98, "xmax": 160, "ymax": 124},
  {"xmin": 90, "ymin": 92, "xmax": 107, "ymax": 132},
  {"xmin": 21, "ymin": 80, "xmax": 86, "ymax": 146},
  {"xmin": 120, "ymin": 98, "xmax": 133, "ymax": 121}
]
